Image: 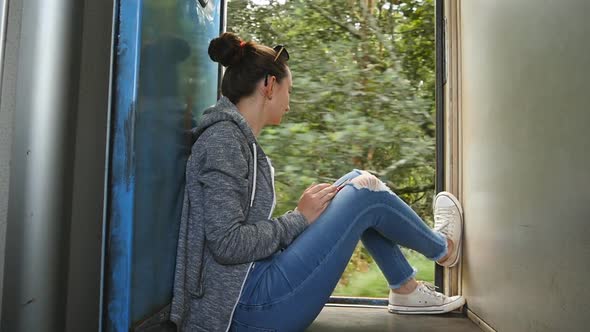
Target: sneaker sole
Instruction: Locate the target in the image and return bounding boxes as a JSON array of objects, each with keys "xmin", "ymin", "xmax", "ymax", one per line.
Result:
[
  {"xmin": 388, "ymin": 296, "xmax": 465, "ymax": 315},
  {"xmin": 434, "ymin": 192, "xmax": 464, "ymax": 268}
]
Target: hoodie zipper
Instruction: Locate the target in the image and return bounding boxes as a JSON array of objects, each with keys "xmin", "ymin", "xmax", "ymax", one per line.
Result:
[{"xmin": 225, "ymin": 143, "xmax": 259, "ymax": 332}]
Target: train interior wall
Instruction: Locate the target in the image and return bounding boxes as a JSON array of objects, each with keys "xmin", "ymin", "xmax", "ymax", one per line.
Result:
[{"xmin": 459, "ymin": 0, "xmax": 590, "ymax": 331}]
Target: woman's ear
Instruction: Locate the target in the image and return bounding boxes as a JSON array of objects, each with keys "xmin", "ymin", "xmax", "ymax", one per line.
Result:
[
  {"xmin": 265, "ymin": 75, "xmax": 276, "ymax": 99},
  {"xmin": 258, "ymin": 75, "xmax": 275, "ymax": 99}
]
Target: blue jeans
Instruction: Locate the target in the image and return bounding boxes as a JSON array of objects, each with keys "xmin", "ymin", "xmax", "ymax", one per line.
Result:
[{"xmin": 229, "ymin": 170, "xmax": 448, "ymax": 332}]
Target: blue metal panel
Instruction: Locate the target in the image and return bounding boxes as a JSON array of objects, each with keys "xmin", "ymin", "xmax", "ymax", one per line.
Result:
[
  {"xmin": 104, "ymin": 0, "xmax": 143, "ymax": 331},
  {"xmin": 131, "ymin": 0, "xmax": 221, "ymax": 326},
  {"xmin": 105, "ymin": 0, "xmax": 221, "ymax": 330}
]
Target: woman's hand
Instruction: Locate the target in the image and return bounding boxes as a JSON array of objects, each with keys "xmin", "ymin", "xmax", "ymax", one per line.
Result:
[{"xmin": 296, "ymin": 183, "xmax": 338, "ymax": 224}]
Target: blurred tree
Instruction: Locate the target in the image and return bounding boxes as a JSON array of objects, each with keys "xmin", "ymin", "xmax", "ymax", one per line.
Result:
[{"xmin": 227, "ymin": 0, "xmax": 435, "ymax": 293}]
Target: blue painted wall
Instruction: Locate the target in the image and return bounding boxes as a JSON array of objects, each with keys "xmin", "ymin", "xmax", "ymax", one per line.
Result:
[{"xmin": 105, "ymin": 0, "xmax": 221, "ymax": 330}]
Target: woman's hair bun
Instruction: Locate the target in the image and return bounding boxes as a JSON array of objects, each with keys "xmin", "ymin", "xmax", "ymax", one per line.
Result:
[{"xmin": 208, "ymin": 32, "xmax": 245, "ymax": 67}]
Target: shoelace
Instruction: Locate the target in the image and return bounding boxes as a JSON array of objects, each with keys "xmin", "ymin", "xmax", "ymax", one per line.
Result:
[
  {"xmin": 419, "ymin": 281, "xmax": 444, "ymax": 298},
  {"xmin": 433, "ymin": 206, "xmax": 454, "ymax": 237}
]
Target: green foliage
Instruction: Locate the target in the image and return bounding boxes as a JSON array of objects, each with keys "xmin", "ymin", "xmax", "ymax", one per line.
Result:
[
  {"xmin": 333, "ymin": 249, "xmax": 434, "ymax": 297},
  {"xmin": 227, "ymin": 0, "xmax": 436, "ymax": 296}
]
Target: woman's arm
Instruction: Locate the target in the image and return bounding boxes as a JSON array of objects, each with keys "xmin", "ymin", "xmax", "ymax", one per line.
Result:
[{"xmin": 193, "ymin": 123, "xmax": 308, "ymax": 265}]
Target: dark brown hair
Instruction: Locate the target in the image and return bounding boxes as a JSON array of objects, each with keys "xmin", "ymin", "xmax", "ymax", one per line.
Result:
[{"xmin": 208, "ymin": 32, "xmax": 289, "ymax": 104}]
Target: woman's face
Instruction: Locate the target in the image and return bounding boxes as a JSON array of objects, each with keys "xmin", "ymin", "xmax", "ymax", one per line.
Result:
[{"xmin": 266, "ymin": 67, "xmax": 292, "ymax": 126}]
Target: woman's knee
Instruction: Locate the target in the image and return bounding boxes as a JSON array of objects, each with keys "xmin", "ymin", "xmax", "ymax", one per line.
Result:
[{"xmin": 349, "ymin": 170, "xmax": 394, "ymax": 194}]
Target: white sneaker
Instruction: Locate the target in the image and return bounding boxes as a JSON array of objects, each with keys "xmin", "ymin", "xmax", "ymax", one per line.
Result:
[
  {"xmin": 433, "ymin": 191, "xmax": 463, "ymax": 267},
  {"xmin": 388, "ymin": 282, "xmax": 465, "ymax": 314}
]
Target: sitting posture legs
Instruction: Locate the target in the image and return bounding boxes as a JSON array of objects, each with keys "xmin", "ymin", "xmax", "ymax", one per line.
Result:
[
  {"xmin": 349, "ymin": 171, "xmax": 464, "ymax": 314},
  {"xmin": 232, "ymin": 170, "xmax": 465, "ymax": 331}
]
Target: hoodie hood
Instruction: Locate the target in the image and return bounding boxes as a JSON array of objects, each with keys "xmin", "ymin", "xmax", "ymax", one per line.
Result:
[
  {"xmin": 191, "ymin": 96, "xmax": 267, "ymax": 209},
  {"xmin": 191, "ymin": 96, "xmax": 258, "ymax": 147}
]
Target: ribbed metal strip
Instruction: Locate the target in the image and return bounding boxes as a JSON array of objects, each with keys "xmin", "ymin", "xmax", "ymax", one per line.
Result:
[{"xmin": 434, "ymin": 0, "xmax": 446, "ymax": 291}]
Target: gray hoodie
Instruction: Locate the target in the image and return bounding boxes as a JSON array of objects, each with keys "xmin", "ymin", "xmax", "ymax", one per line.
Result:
[{"xmin": 170, "ymin": 96, "xmax": 308, "ymax": 331}]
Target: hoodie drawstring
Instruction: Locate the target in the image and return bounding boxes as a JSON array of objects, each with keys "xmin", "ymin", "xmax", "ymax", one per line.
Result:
[{"xmin": 250, "ymin": 143, "xmax": 257, "ymax": 207}]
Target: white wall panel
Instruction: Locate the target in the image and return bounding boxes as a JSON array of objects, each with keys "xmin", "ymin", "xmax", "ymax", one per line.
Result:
[{"xmin": 460, "ymin": 1, "xmax": 590, "ymax": 331}]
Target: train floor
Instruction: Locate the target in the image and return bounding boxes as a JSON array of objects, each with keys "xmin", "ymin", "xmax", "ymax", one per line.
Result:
[
  {"xmin": 148, "ymin": 305, "xmax": 481, "ymax": 331},
  {"xmin": 307, "ymin": 305, "xmax": 481, "ymax": 332}
]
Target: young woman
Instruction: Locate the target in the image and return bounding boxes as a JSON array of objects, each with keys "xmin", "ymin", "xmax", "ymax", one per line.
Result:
[{"xmin": 171, "ymin": 32, "xmax": 465, "ymax": 332}]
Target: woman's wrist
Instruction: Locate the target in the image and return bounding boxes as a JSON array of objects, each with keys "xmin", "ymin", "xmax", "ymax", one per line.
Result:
[{"xmin": 291, "ymin": 208, "xmax": 309, "ymax": 225}]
